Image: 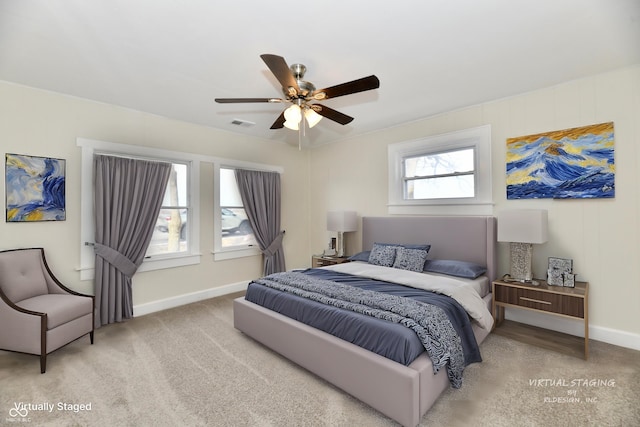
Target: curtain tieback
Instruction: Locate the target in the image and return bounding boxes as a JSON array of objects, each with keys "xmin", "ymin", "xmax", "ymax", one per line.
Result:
[
  {"xmin": 94, "ymin": 243, "xmax": 138, "ymax": 278},
  {"xmin": 262, "ymin": 231, "xmax": 285, "ymax": 258}
]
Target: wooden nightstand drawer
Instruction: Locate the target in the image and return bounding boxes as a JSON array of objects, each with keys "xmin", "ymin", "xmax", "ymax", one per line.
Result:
[{"xmin": 493, "ymin": 284, "xmax": 584, "ymax": 318}]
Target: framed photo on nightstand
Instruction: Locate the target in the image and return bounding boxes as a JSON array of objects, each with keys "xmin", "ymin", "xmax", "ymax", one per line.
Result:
[
  {"xmin": 547, "ymin": 257, "xmax": 573, "ymax": 286},
  {"xmin": 548, "ymin": 257, "xmax": 572, "ymax": 272},
  {"xmin": 547, "ymin": 269, "xmax": 564, "ymax": 286},
  {"xmin": 564, "ymin": 273, "xmax": 576, "ymax": 288}
]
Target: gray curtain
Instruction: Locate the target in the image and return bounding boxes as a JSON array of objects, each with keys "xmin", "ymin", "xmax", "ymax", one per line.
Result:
[
  {"xmin": 93, "ymin": 155, "xmax": 171, "ymax": 327},
  {"xmin": 234, "ymin": 169, "xmax": 285, "ymax": 275}
]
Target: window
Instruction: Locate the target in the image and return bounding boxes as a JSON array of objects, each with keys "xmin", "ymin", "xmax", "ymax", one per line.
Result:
[
  {"xmin": 388, "ymin": 125, "xmax": 492, "ymax": 215},
  {"xmin": 212, "ymin": 161, "xmax": 282, "ymax": 261},
  {"xmin": 78, "ymin": 138, "xmax": 201, "ymax": 280},
  {"xmin": 219, "ymin": 168, "xmax": 257, "ymax": 249},
  {"xmin": 146, "ymin": 162, "xmax": 190, "ymax": 257},
  {"xmin": 404, "ymin": 148, "xmax": 476, "ymax": 200}
]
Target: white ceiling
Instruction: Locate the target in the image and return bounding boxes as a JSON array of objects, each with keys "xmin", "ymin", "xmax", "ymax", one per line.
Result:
[{"xmin": 1, "ymin": 0, "xmax": 639, "ymax": 147}]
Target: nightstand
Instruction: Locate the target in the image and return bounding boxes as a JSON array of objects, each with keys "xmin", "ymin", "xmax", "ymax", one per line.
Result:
[
  {"xmin": 492, "ymin": 278, "xmax": 589, "ymax": 359},
  {"xmin": 311, "ymin": 255, "xmax": 351, "ymax": 268}
]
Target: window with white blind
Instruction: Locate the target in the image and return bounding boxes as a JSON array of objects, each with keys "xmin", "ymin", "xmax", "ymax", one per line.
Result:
[{"xmin": 388, "ymin": 125, "xmax": 492, "ymax": 215}]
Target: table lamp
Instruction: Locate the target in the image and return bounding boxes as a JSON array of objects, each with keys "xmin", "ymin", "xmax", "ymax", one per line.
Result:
[
  {"xmin": 327, "ymin": 211, "xmax": 358, "ymax": 257},
  {"xmin": 497, "ymin": 209, "xmax": 548, "ymax": 283}
]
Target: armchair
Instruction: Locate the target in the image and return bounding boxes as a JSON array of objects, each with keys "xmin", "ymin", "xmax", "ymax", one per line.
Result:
[{"xmin": 0, "ymin": 248, "xmax": 94, "ymax": 373}]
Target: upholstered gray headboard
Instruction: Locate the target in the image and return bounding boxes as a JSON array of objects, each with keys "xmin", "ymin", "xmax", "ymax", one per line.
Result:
[{"xmin": 362, "ymin": 216, "xmax": 497, "ymax": 281}]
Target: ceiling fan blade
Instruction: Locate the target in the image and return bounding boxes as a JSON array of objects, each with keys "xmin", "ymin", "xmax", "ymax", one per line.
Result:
[
  {"xmin": 311, "ymin": 104, "xmax": 354, "ymax": 125},
  {"xmin": 270, "ymin": 111, "xmax": 286, "ymax": 129},
  {"xmin": 215, "ymin": 98, "xmax": 281, "ymax": 103},
  {"xmin": 260, "ymin": 54, "xmax": 300, "ymax": 95},
  {"xmin": 312, "ymin": 75, "xmax": 380, "ymax": 100}
]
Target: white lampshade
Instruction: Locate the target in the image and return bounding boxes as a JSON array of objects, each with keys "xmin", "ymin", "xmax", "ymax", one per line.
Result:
[
  {"xmin": 284, "ymin": 104, "xmax": 302, "ymax": 123},
  {"xmin": 497, "ymin": 209, "xmax": 548, "ymax": 244},
  {"xmin": 327, "ymin": 211, "xmax": 358, "ymax": 232},
  {"xmin": 304, "ymin": 108, "xmax": 323, "ymax": 128},
  {"xmin": 283, "ymin": 106, "xmax": 322, "ymax": 130},
  {"xmin": 283, "ymin": 120, "xmax": 299, "ymax": 130},
  {"xmin": 327, "ymin": 211, "xmax": 358, "ymax": 257}
]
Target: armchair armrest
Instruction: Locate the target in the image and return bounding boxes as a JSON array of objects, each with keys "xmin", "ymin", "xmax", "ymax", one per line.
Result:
[{"xmin": 0, "ymin": 292, "xmax": 46, "ymax": 355}]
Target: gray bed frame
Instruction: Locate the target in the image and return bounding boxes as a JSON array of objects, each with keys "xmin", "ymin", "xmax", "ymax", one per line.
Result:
[{"xmin": 234, "ymin": 216, "xmax": 497, "ymax": 427}]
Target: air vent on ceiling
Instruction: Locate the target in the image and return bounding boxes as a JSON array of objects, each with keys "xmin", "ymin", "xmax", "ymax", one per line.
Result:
[{"xmin": 230, "ymin": 119, "xmax": 256, "ymax": 127}]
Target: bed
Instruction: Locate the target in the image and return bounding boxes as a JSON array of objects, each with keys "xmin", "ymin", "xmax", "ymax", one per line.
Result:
[{"xmin": 234, "ymin": 216, "xmax": 497, "ymax": 427}]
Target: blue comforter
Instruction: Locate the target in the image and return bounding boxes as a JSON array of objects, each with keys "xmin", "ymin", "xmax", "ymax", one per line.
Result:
[{"xmin": 245, "ymin": 268, "xmax": 482, "ymax": 388}]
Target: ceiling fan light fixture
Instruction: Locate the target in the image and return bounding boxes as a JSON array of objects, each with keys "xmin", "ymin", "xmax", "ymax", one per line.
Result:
[
  {"xmin": 304, "ymin": 108, "xmax": 322, "ymax": 128},
  {"xmin": 283, "ymin": 119, "xmax": 299, "ymax": 130},
  {"xmin": 284, "ymin": 104, "xmax": 302, "ymax": 124}
]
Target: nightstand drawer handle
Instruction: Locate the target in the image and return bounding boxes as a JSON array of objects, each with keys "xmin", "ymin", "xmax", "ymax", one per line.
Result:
[{"xmin": 520, "ymin": 297, "xmax": 551, "ymax": 305}]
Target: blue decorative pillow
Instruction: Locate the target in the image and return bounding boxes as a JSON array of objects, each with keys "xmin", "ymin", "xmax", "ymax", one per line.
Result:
[
  {"xmin": 368, "ymin": 243, "xmax": 400, "ymax": 267},
  {"xmin": 374, "ymin": 242, "xmax": 431, "ymax": 252},
  {"xmin": 392, "ymin": 247, "xmax": 429, "ymax": 272},
  {"xmin": 402, "ymin": 244, "xmax": 431, "ymax": 252},
  {"xmin": 348, "ymin": 251, "xmax": 371, "ymax": 262},
  {"xmin": 424, "ymin": 259, "xmax": 487, "ymax": 279}
]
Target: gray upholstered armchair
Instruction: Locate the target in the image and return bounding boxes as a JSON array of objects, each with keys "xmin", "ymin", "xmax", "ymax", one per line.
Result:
[{"xmin": 0, "ymin": 248, "xmax": 94, "ymax": 373}]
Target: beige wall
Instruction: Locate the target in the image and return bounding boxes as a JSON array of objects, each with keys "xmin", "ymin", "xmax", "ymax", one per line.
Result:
[
  {"xmin": 310, "ymin": 65, "xmax": 640, "ymax": 344},
  {"xmin": 2, "ymin": 65, "xmax": 638, "ymax": 346},
  {"xmin": 0, "ymin": 81, "xmax": 311, "ymax": 306}
]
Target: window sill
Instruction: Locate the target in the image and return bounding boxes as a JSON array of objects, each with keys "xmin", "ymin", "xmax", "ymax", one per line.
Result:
[
  {"xmin": 213, "ymin": 247, "xmax": 261, "ymax": 261},
  {"xmin": 139, "ymin": 253, "xmax": 201, "ymax": 272},
  {"xmin": 79, "ymin": 253, "xmax": 201, "ymax": 281}
]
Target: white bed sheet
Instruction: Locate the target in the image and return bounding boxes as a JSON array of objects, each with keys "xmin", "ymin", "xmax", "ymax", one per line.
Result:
[
  {"xmin": 321, "ymin": 262, "xmax": 494, "ymax": 331},
  {"xmin": 331, "ymin": 261, "xmax": 490, "ymax": 297},
  {"xmin": 423, "ymin": 271, "xmax": 490, "ymax": 298}
]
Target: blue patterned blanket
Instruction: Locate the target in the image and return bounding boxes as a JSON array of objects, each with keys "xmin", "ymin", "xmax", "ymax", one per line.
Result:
[{"xmin": 254, "ymin": 270, "xmax": 468, "ymax": 388}]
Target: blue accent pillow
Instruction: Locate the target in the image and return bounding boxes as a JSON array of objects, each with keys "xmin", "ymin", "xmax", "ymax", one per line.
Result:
[
  {"xmin": 423, "ymin": 259, "xmax": 487, "ymax": 279},
  {"xmin": 368, "ymin": 243, "xmax": 400, "ymax": 267},
  {"xmin": 392, "ymin": 247, "xmax": 429, "ymax": 272},
  {"xmin": 348, "ymin": 251, "xmax": 371, "ymax": 262},
  {"xmin": 374, "ymin": 242, "xmax": 431, "ymax": 252}
]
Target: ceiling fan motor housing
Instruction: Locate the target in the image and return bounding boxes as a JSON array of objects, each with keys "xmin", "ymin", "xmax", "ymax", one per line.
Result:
[{"xmin": 286, "ymin": 63, "xmax": 315, "ymax": 98}]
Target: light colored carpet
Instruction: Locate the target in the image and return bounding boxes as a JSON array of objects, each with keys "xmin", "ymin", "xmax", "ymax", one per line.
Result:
[{"xmin": 1, "ymin": 292, "xmax": 639, "ymax": 426}]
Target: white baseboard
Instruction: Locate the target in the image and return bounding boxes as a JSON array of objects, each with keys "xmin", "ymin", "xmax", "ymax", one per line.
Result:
[
  {"xmin": 133, "ymin": 284, "xmax": 640, "ymax": 352},
  {"xmin": 133, "ymin": 280, "xmax": 249, "ymax": 317},
  {"xmin": 506, "ymin": 310, "xmax": 640, "ymax": 352}
]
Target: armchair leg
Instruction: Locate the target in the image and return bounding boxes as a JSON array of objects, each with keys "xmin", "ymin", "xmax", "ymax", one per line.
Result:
[
  {"xmin": 90, "ymin": 330, "xmax": 94, "ymax": 344},
  {"xmin": 40, "ymin": 317, "xmax": 47, "ymax": 373}
]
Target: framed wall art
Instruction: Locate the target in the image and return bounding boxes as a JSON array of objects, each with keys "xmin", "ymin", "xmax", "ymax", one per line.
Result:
[
  {"xmin": 5, "ymin": 153, "xmax": 66, "ymax": 222},
  {"xmin": 506, "ymin": 122, "xmax": 615, "ymax": 199}
]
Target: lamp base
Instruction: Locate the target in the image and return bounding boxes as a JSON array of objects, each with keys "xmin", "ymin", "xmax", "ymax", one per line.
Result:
[
  {"xmin": 336, "ymin": 231, "xmax": 346, "ymax": 257},
  {"xmin": 509, "ymin": 242, "xmax": 534, "ymax": 281}
]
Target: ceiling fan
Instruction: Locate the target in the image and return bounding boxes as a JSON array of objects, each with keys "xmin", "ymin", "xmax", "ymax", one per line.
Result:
[{"xmin": 215, "ymin": 54, "xmax": 380, "ymax": 132}]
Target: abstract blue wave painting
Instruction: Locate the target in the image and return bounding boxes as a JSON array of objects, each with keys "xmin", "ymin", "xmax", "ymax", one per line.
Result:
[
  {"xmin": 506, "ymin": 122, "xmax": 615, "ymax": 199},
  {"xmin": 5, "ymin": 153, "xmax": 66, "ymax": 221}
]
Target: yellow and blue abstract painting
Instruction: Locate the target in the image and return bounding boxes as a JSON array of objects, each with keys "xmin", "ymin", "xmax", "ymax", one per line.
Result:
[
  {"xmin": 506, "ymin": 122, "xmax": 615, "ymax": 199},
  {"xmin": 5, "ymin": 153, "xmax": 66, "ymax": 221}
]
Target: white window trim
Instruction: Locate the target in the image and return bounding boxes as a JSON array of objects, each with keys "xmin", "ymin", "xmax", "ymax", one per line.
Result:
[
  {"xmin": 388, "ymin": 125, "xmax": 493, "ymax": 215},
  {"xmin": 77, "ymin": 138, "xmax": 201, "ymax": 280}
]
